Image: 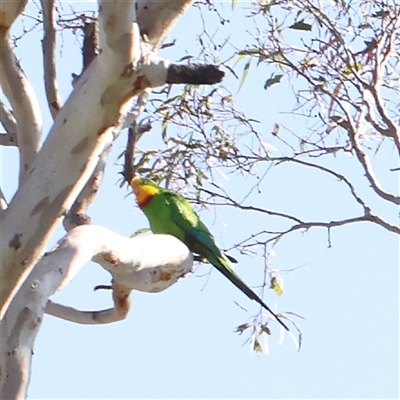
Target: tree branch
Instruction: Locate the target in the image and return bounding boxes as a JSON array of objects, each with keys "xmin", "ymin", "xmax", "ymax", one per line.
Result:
[
  {"xmin": 40, "ymin": 0, "xmax": 62, "ymax": 119},
  {"xmin": 0, "ymin": 133, "xmax": 17, "ymax": 146},
  {"xmin": 364, "ymin": 17, "xmax": 400, "ymax": 152},
  {"xmin": 0, "ymin": 36, "xmax": 42, "ymax": 182},
  {"xmin": 199, "ymin": 186, "xmax": 303, "ymax": 224},
  {"xmin": 234, "ymin": 211, "xmax": 399, "ymax": 253},
  {"xmin": 0, "ymin": 0, "xmax": 142, "ymax": 319},
  {"xmin": 274, "ymin": 44, "xmax": 399, "ymax": 206},
  {"xmin": 82, "ymin": 20, "xmax": 98, "ymax": 71},
  {"xmin": 137, "ymin": 0, "xmax": 193, "ymax": 49},
  {"xmin": 0, "ymin": 0, "xmax": 219, "ymax": 321},
  {"xmin": 45, "ymin": 293, "xmax": 129, "ymax": 325},
  {"xmin": 0, "ymin": 101, "xmax": 17, "ymax": 142},
  {"xmin": 166, "ymin": 64, "xmax": 224, "ymax": 85},
  {"xmin": 0, "ymin": 225, "xmax": 192, "ymax": 397},
  {"xmin": 0, "ymin": 187, "xmax": 7, "ymax": 210},
  {"xmin": 271, "ymin": 156, "xmax": 370, "ymax": 212},
  {"xmin": 63, "ymin": 144, "xmax": 111, "ymax": 231},
  {"xmin": 199, "ymin": 178, "xmax": 399, "ymax": 237},
  {"xmin": 0, "ymin": 0, "xmax": 27, "ymax": 36},
  {"xmin": 270, "ymin": 213, "xmax": 400, "ymax": 242},
  {"xmin": 343, "ymin": 111, "xmax": 400, "ymax": 205}
]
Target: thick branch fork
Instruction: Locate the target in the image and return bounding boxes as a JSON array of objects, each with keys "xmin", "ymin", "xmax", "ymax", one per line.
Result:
[
  {"xmin": 0, "ymin": 0, "xmax": 223, "ymax": 319},
  {"xmin": 1, "ymin": 226, "xmax": 192, "ymax": 397},
  {"xmin": 0, "ymin": 0, "xmax": 221, "ymax": 397}
]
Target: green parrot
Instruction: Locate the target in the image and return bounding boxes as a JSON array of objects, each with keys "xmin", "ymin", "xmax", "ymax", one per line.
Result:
[{"xmin": 130, "ymin": 176, "xmax": 288, "ymax": 331}]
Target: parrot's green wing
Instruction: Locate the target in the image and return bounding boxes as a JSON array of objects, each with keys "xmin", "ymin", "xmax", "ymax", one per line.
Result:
[
  {"xmin": 162, "ymin": 191, "xmax": 289, "ymax": 331},
  {"xmin": 163, "ymin": 192, "xmax": 223, "ymax": 256}
]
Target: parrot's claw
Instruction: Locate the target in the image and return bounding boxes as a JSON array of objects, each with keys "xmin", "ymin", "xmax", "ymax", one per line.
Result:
[{"xmin": 94, "ymin": 284, "xmax": 112, "ymax": 291}]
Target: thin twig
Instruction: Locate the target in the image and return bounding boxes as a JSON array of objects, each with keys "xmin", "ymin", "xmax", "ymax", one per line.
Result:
[
  {"xmin": 344, "ymin": 111, "xmax": 400, "ymax": 205},
  {"xmin": 201, "ymin": 186, "xmax": 304, "ymax": 224},
  {"xmin": 63, "ymin": 144, "xmax": 112, "ymax": 232},
  {"xmin": 234, "ymin": 212, "xmax": 399, "ymax": 251},
  {"xmin": 198, "ymin": 181, "xmax": 399, "ymax": 239},
  {"xmin": 270, "ymin": 156, "xmax": 370, "ymax": 212},
  {"xmin": 276, "ymin": 44, "xmax": 400, "ymax": 206}
]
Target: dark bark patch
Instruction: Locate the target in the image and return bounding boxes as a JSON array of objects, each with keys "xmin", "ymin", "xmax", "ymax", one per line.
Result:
[
  {"xmin": 71, "ymin": 137, "xmax": 89, "ymax": 154},
  {"xmin": 9, "ymin": 233, "xmax": 23, "ymax": 250},
  {"xmin": 30, "ymin": 197, "xmax": 50, "ymax": 217}
]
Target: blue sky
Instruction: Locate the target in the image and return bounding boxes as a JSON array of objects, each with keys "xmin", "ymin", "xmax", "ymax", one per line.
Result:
[{"xmin": 1, "ymin": 2, "xmax": 398, "ymax": 399}]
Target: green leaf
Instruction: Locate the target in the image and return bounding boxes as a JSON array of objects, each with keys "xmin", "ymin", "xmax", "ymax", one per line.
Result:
[
  {"xmin": 162, "ymin": 113, "xmax": 169, "ymax": 144},
  {"xmin": 270, "ymin": 276, "xmax": 283, "ymax": 296},
  {"xmin": 237, "ymin": 58, "xmax": 252, "ymax": 92},
  {"xmin": 260, "ymin": 324, "xmax": 271, "ymax": 335},
  {"xmin": 253, "ymin": 335, "xmax": 262, "ymax": 353},
  {"xmin": 130, "ymin": 227, "xmax": 150, "ymax": 237},
  {"xmin": 271, "ymin": 122, "xmax": 280, "ymax": 136},
  {"xmin": 235, "ymin": 323, "xmax": 251, "ymax": 335},
  {"xmin": 289, "ymin": 20, "xmax": 312, "ymax": 31},
  {"xmin": 264, "ymin": 73, "xmax": 283, "ymax": 90}
]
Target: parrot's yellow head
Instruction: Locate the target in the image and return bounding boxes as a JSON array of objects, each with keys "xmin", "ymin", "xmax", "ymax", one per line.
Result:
[{"xmin": 130, "ymin": 177, "xmax": 160, "ymax": 207}]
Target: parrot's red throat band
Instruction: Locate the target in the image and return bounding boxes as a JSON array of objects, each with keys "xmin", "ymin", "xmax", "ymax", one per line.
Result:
[
  {"xmin": 133, "ymin": 183, "xmax": 159, "ymax": 208},
  {"xmin": 136, "ymin": 192, "xmax": 154, "ymax": 208}
]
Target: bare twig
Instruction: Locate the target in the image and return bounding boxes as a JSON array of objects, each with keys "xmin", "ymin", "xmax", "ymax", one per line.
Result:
[
  {"xmin": 122, "ymin": 89, "xmax": 151, "ymax": 129},
  {"xmin": 198, "ymin": 180, "xmax": 399, "ymax": 239},
  {"xmin": 40, "ymin": 0, "xmax": 62, "ymax": 119},
  {"xmin": 122, "ymin": 91, "xmax": 152, "ymax": 184},
  {"xmin": 268, "ymin": 213, "xmax": 399, "ymax": 242},
  {"xmin": 363, "ymin": 94, "xmax": 394, "ymax": 139},
  {"xmin": 343, "ymin": 111, "xmax": 400, "ymax": 206},
  {"xmin": 63, "ymin": 143, "xmax": 111, "ymax": 231},
  {"xmin": 275, "ymin": 45, "xmax": 399, "ymax": 206},
  {"xmin": 365, "ymin": 16, "xmax": 400, "ymax": 152},
  {"xmin": 234, "ymin": 212, "xmax": 399, "ymax": 253},
  {"xmin": 270, "ymin": 156, "xmax": 370, "ymax": 212},
  {"xmin": 199, "ymin": 186, "xmax": 303, "ymax": 224}
]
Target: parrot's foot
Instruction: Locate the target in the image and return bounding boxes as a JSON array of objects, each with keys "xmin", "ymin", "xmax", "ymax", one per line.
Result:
[{"xmin": 94, "ymin": 284, "xmax": 112, "ymax": 291}]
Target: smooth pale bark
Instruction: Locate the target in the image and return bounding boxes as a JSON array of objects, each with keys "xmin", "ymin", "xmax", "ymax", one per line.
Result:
[
  {"xmin": 0, "ymin": 36, "xmax": 42, "ymax": 182},
  {"xmin": 137, "ymin": 0, "xmax": 193, "ymax": 49},
  {"xmin": 0, "ymin": 1, "xmax": 202, "ymax": 396},
  {"xmin": 0, "ymin": 0, "xmax": 27, "ymax": 36},
  {"xmin": 0, "ymin": 0, "xmax": 174, "ymax": 319},
  {"xmin": 1, "ymin": 226, "xmax": 192, "ymax": 398}
]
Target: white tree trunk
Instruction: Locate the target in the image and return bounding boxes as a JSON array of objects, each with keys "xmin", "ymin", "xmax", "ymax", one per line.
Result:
[
  {"xmin": 0, "ymin": 0, "xmax": 193, "ymax": 319},
  {"xmin": 0, "ymin": 0, "xmax": 195, "ymax": 397}
]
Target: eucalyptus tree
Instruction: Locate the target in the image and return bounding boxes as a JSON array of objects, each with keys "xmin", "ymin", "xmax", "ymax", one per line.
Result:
[{"xmin": 1, "ymin": 0, "xmax": 398, "ymax": 397}]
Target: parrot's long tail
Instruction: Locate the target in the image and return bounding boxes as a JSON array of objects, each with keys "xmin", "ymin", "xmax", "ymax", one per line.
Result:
[{"xmin": 213, "ymin": 257, "xmax": 289, "ymax": 331}]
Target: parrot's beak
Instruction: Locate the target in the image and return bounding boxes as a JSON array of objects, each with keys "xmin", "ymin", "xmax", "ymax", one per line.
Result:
[{"xmin": 130, "ymin": 178, "xmax": 140, "ymax": 195}]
